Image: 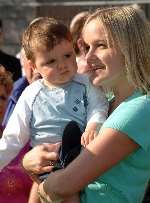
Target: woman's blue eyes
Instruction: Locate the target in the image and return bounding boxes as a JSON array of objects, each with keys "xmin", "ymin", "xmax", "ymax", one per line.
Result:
[
  {"xmin": 97, "ymin": 43, "xmax": 107, "ymax": 48},
  {"xmin": 82, "ymin": 42, "xmax": 107, "ymax": 53}
]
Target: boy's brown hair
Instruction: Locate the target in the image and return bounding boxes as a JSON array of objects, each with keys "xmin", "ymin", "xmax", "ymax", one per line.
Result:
[{"xmin": 22, "ymin": 17, "xmax": 72, "ymax": 62}]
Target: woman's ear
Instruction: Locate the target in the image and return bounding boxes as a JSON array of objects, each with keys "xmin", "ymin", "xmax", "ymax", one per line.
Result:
[{"xmin": 77, "ymin": 38, "xmax": 85, "ymax": 55}]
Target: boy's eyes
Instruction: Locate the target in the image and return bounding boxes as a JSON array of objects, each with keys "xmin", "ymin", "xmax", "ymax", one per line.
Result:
[
  {"xmin": 64, "ymin": 53, "xmax": 72, "ymax": 58},
  {"xmin": 44, "ymin": 59, "xmax": 56, "ymax": 66},
  {"xmin": 49, "ymin": 59, "xmax": 56, "ymax": 64},
  {"xmin": 64, "ymin": 51, "xmax": 74, "ymax": 58},
  {"xmin": 42, "ymin": 52, "xmax": 73, "ymax": 66}
]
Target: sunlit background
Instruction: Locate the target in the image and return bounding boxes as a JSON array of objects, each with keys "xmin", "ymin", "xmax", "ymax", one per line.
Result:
[{"xmin": 0, "ymin": 0, "xmax": 149, "ymax": 55}]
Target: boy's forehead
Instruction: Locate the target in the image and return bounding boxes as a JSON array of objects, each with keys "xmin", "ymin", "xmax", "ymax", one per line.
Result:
[
  {"xmin": 34, "ymin": 40, "xmax": 74, "ymax": 56},
  {"xmin": 51, "ymin": 41, "xmax": 74, "ymax": 55},
  {"xmin": 35, "ymin": 38, "xmax": 72, "ymax": 49}
]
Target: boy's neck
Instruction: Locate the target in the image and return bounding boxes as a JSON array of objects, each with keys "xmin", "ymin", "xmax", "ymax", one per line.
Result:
[{"xmin": 43, "ymin": 79, "xmax": 70, "ymax": 89}]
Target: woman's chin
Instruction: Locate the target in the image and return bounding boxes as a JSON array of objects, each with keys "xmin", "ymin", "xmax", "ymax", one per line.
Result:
[{"xmin": 90, "ymin": 77, "xmax": 101, "ymax": 87}]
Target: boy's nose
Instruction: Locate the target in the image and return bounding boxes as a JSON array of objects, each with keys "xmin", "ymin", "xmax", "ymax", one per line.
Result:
[{"xmin": 58, "ymin": 63, "xmax": 67, "ymax": 72}]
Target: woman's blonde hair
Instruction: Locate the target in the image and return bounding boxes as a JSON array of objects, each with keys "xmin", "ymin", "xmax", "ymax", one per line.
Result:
[{"xmin": 84, "ymin": 6, "xmax": 150, "ymax": 93}]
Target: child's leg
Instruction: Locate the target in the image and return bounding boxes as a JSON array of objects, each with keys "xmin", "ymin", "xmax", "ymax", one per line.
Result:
[
  {"xmin": 62, "ymin": 193, "xmax": 80, "ymax": 203},
  {"xmin": 28, "ymin": 182, "xmax": 41, "ymax": 203}
]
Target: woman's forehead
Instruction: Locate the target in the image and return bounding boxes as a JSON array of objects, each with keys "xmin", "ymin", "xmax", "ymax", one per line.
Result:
[{"xmin": 82, "ymin": 19, "xmax": 108, "ymax": 43}]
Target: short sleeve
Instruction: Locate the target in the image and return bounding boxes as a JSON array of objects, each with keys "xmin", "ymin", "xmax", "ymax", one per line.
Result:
[{"xmin": 102, "ymin": 93, "xmax": 150, "ymax": 151}]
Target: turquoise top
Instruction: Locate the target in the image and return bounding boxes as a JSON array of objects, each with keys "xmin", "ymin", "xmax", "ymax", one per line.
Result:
[{"xmin": 81, "ymin": 91, "xmax": 150, "ymax": 203}]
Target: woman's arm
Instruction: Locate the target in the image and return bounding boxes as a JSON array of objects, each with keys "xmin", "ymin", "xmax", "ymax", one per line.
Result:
[
  {"xmin": 39, "ymin": 128, "xmax": 139, "ymax": 201},
  {"xmin": 28, "ymin": 182, "xmax": 41, "ymax": 203}
]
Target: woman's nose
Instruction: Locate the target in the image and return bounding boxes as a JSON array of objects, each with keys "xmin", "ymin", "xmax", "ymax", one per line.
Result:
[{"xmin": 85, "ymin": 50, "xmax": 95, "ymax": 66}]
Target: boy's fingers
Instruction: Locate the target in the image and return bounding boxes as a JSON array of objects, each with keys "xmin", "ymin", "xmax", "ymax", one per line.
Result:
[
  {"xmin": 81, "ymin": 134, "xmax": 86, "ymax": 147},
  {"xmin": 89, "ymin": 132, "xmax": 95, "ymax": 143}
]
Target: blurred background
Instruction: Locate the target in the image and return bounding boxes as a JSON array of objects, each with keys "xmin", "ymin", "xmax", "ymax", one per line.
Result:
[{"xmin": 0, "ymin": 0, "xmax": 150, "ymax": 56}]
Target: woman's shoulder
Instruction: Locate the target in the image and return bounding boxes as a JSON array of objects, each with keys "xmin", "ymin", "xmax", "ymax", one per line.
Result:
[
  {"xmin": 111, "ymin": 91, "xmax": 150, "ymax": 116},
  {"xmin": 103, "ymin": 91, "xmax": 150, "ymax": 150},
  {"xmin": 120, "ymin": 91, "xmax": 150, "ymax": 115}
]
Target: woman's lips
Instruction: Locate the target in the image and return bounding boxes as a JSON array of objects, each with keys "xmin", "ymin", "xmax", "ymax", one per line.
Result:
[{"xmin": 88, "ymin": 64, "xmax": 105, "ymax": 72}]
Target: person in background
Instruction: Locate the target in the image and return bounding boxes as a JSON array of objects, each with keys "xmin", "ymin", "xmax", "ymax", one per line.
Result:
[
  {"xmin": 22, "ymin": 6, "xmax": 150, "ymax": 203},
  {"xmin": 70, "ymin": 11, "xmax": 89, "ymax": 74},
  {"xmin": 0, "ymin": 64, "xmax": 32, "ymax": 203},
  {"xmin": 0, "ymin": 19, "xmax": 22, "ymax": 81},
  {"xmin": 0, "ymin": 65, "xmax": 13, "ymax": 136},
  {"xmin": 2, "ymin": 48, "xmax": 41, "ymax": 128},
  {"xmin": 1, "ymin": 47, "xmax": 41, "ymax": 203},
  {"xmin": 0, "ymin": 49, "xmax": 38, "ymax": 203}
]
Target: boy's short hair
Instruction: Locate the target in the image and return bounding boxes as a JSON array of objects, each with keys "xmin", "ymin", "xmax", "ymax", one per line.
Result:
[{"xmin": 22, "ymin": 17, "xmax": 72, "ymax": 62}]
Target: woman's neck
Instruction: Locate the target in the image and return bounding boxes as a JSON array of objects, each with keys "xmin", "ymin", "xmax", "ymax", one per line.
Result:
[{"xmin": 109, "ymin": 82, "xmax": 135, "ymax": 115}]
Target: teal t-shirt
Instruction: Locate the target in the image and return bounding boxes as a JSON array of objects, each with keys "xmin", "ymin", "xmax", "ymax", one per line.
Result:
[{"xmin": 81, "ymin": 91, "xmax": 150, "ymax": 203}]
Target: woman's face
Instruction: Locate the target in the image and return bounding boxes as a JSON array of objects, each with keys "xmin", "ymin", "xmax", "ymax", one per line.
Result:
[{"xmin": 82, "ymin": 19, "xmax": 125, "ymax": 87}]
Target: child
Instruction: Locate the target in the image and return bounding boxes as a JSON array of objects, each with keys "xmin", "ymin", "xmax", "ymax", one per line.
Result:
[{"xmin": 0, "ymin": 17, "xmax": 108, "ymax": 202}]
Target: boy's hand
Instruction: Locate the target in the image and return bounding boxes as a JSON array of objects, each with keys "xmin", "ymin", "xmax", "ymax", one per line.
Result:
[
  {"xmin": 81, "ymin": 122, "xmax": 102, "ymax": 147},
  {"xmin": 81, "ymin": 129, "xmax": 97, "ymax": 147}
]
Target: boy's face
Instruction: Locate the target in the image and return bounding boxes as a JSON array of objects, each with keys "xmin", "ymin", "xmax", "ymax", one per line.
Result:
[{"xmin": 33, "ymin": 40, "xmax": 77, "ymax": 86}]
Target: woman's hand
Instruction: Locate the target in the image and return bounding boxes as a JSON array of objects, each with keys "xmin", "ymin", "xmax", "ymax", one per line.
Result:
[
  {"xmin": 22, "ymin": 143, "xmax": 61, "ymax": 182},
  {"xmin": 38, "ymin": 180, "xmax": 62, "ymax": 203}
]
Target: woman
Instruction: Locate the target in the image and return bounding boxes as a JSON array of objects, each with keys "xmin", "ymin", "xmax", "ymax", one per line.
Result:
[{"xmin": 23, "ymin": 6, "xmax": 150, "ymax": 203}]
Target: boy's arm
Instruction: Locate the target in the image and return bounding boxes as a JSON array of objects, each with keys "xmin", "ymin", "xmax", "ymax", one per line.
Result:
[
  {"xmin": 86, "ymin": 81, "xmax": 109, "ymax": 125},
  {"xmin": 81, "ymin": 80, "xmax": 108, "ymax": 146},
  {"xmin": 81, "ymin": 122, "xmax": 102, "ymax": 146}
]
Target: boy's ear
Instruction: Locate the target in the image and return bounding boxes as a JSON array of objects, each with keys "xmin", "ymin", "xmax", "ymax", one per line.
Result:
[{"xmin": 28, "ymin": 60, "xmax": 37, "ymax": 72}]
